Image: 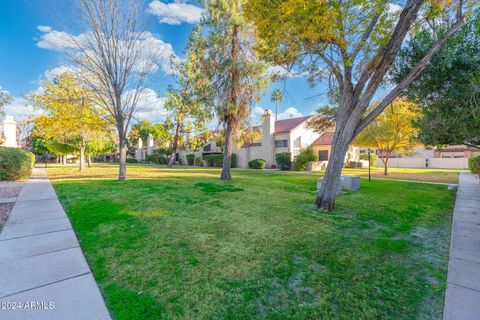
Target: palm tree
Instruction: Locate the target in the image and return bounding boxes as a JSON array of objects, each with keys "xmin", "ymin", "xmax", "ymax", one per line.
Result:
[{"xmin": 271, "ymin": 89, "xmax": 283, "ymax": 120}]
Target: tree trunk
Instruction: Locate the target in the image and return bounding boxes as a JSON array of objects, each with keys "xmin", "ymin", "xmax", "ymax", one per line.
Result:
[
  {"xmin": 220, "ymin": 118, "xmax": 233, "ymax": 180},
  {"xmin": 79, "ymin": 147, "xmax": 86, "ymax": 171},
  {"xmin": 62, "ymin": 155, "xmax": 67, "ymax": 165},
  {"xmin": 315, "ymin": 97, "xmax": 360, "ymax": 210},
  {"xmin": 168, "ymin": 121, "xmax": 181, "ymax": 167},
  {"xmin": 87, "ymin": 156, "xmax": 92, "ymax": 167},
  {"xmin": 315, "ymin": 132, "xmax": 350, "ymax": 210},
  {"xmin": 118, "ymin": 134, "xmax": 127, "ymax": 181},
  {"xmin": 383, "ymin": 157, "xmax": 389, "ymax": 175}
]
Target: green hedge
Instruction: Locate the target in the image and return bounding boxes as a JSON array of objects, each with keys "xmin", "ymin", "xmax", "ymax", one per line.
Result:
[
  {"xmin": 275, "ymin": 152, "xmax": 291, "ymax": 170},
  {"xmin": 248, "ymin": 159, "xmax": 266, "ymax": 169},
  {"xmin": 186, "ymin": 154, "xmax": 195, "ymax": 166},
  {"xmin": 146, "ymin": 154, "xmax": 167, "ymax": 165},
  {"xmin": 468, "ymin": 156, "xmax": 480, "ymax": 174},
  {"xmin": 194, "ymin": 157, "xmax": 202, "ymax": 166},
  {"xmin": 359, "ymin": 153, "xmax": 378, "ymax": 164},
  {"xmin": 204, "ymin": 153, "xmax": 237, "ymax": 168},
  {"xmin": 0, "ymin": 147, "xmax": 35, "ymax": 181},
  {"xmin": 293, "ymin": 149, "xmax": 317, "ymax": 171},
  {"xmin": 126, "ymin": 158, "xmax": 138, "ymax": 163}
]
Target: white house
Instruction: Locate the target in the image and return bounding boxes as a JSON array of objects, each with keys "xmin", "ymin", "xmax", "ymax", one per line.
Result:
[{"xmin": 179, "ymin": 109, "xmax": 360, "ymax": 168}]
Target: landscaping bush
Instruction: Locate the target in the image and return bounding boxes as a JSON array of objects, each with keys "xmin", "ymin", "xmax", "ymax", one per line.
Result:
[
  {"xmin": 276, "ymin": 152, "xmax": 291, "ymax": 170},
  {"xmin": 146, "ymin": 154, "xmax": 167, "ymax": 164},
  {"xmin": 349, "ymin": 161, "xmax": 362, "ymax": 168},
  {"xmin": 292, "ymin": 149, "xmax": 317, "ymax": 171},
  {"xmin": 186, "ymin": 154, "xmax": 195, "ymax": 166},
  {"xmin": 155, "ymin": 147, "xmax": 173, "ymax": 156},
  {"xmin": 0, "ymin": 147, "xmax": 35, "ymax": 181},
  {"xmin": 126, "ymin": 158, "xmax": 138, "ymax": 163},
  {"xmin": 468, "ymin": 156, "xmax": 480, "ymax": 174},
  {"xmin": 204, "ymin": 153, "xmax": 237, "ymax": 168},
  {"xmin": 248, "ymin": 159, "xmax": 266, "ymax": 169},
  {"xmin": 194, "ymin": 156, "xmax": 202, "ymax": 167},
  {"xmin": 360, "ymin": 153, "xmax": 378, "ymax": 164}
]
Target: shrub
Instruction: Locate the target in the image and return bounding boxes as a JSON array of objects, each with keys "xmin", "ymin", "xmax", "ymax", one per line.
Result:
[
  {"xmin": 155, "ymin": 147, "xmax": 173, "ymax": 156},
  {"xmin": 248, "ymin": 159, "xmax": 266, "ymax": 169},
  {"xmin": 126, "ymin": 158, "xmax": 138, "ymax": 163},
  {"xmin": 146, "ymin": 154, "xmax": 167, "ymax": 164},
  {"xmin": 293, "ymin": 149, "xmax": 317, "ymax": 171},
  {"xmin": 348, "ymin": 161, "xmax": 363, "ymax": 168},
  {"xmin": 0, "ymin": 147, "xmax": 35, "ymax": 181},
  {"xmin": 359, "ymin": 153, "xmax": 378, "ymax": 164},
  {"xmin": 231, "ymin": 153, "xmax": 237, "ymax": 168},
  {"xmin": 204, "ymin": 154, "xmax": 223, "ymax": 167},
  {"xmin": 468, "ymin": 156, "xmax": 480, "ymax": 174},
  {"xmin": 275, "ymin": 152, "xmax": 291, "ymax": 170},
  {"xmin": 194, "ymin": 157, "xmax": 203, "ymax": 167},
  {"xmin": 186, "ymin": 154, "xmax": 195, "ymax": 166},
  {"xmin": 204, "ymin": 153, "xmax": 237, "ymax": 168}
]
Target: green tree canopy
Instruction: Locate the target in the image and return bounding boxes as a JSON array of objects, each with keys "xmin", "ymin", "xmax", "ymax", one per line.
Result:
[
  {"xmin": 193, "ymin": 0, "xmax": 269, "ymax": 180},
  {"xmin": 31, "ymin": 73, "xmax": 112, "ymax": 170},
  {"xmin": 354, "ymin": 98, "xmax": 420, "ymax": 175},
  {"xmin": 129, "ymin": 120, "xmax": 171, "ymax": 147},
  {"xmin": 392, "ymin": 13, "xmax": 480, "ymax": 148}
]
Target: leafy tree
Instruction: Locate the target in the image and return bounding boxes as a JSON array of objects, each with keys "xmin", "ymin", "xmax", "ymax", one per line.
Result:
[
  {"xmin": 270, "ymin": 89, "xmax": 283, "ymax": 120},
  {"xmin": 392, "ymin": 12, "xmax": 480, "ymax": 148},
  {"xmin": 31, "ymin": 73, "xmax": 111, "ymax": 171},
  {"xmin": 193, "ymin": 0, "xmax": 269, "ymax": 180},
  {"xmin": 165, "ymin": 35, "xmax": 213, "ymax": 167},
  {"xmin": 247, "ymin": 0, "xmax": 473, "ymax": 210},
  {"xmin": 30, "ymin": 136, "xmax": 49, "ymax": 155},
  {"xmin": 354, "ymin": 99, "xmax": 420, "ymax": 175},
  {"xmin": 236, "ymin": 126, "xmax": 262, "ymax": 148},
  {"xmin": 129, "ymin": 120, "xmax": 171, "ymax": 147},
  {"xmin": 0, "ymin": 89, "xmax": 12, "ymax": 118}
]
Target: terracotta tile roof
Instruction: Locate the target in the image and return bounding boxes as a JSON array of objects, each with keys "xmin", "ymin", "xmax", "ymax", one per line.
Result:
[
  {"xmin": 241, "ymin": 142, "xmax": 262, "ymax": 148},
  {"xmin": 312, "ymin": 132, "xmax": 334, "ymax": 146},
  {"xmin": 274, "ymin": 116, "xmax": 311, "ymax": 134}
]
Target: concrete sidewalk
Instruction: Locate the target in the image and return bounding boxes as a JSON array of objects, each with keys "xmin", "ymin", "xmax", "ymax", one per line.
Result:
[
  {"xmin": 444, "ymin": 172, "xmax": 480, "ymax": 320},
  {"xmin": 0, "ymin": 167, "xmax": 111, "ymax": 320}
]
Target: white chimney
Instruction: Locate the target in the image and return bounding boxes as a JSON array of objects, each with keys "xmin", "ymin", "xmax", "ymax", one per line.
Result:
[
  {"xmin": 261, "ymin": 109, "xmax": 275, "ymax": 167},
  {"xmin": 3, "ymin": 116, "xmax": 17, "ymax": 148},
  {"xmin": 147, "ymin": 134, "xmax": 154, "ymax": 155},
  {"xmin": 135, "ymin": 137, "xmax": 143, "ymax": 161}
]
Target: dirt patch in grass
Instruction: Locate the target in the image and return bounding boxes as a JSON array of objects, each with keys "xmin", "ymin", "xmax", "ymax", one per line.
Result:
[{"xmin": 194, "ymin": 182, "xmax": 244, "ymax": 193}]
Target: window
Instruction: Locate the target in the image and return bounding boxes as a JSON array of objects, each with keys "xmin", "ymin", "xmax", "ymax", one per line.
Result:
[
  {"xmin": 203, "ymin": 143, "xmax": 211, "ymax": 152},
  {"xmin": 275, "ymin": 140, "xmax": 288, "ymax": 148},
  {"xmin": 318, "ymin": 150, "xmax": 329, "ymax": 161}
]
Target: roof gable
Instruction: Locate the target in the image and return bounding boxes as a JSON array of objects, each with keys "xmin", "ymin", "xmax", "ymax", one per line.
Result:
[
  {"xmin": 274, "ymin": 116, "xmax": 311, "ymax": 134},
  {"xmin": 312, "ymin": 132, "xmax": 334, "ymax": 146}
]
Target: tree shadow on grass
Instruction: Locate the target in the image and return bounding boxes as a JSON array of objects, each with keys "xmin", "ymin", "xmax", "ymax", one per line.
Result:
[{"xmin": 194, "ymin": 182, "xmax": 244, "ymax": 194}]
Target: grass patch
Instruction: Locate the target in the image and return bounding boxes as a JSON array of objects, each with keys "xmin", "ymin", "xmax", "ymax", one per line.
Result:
[
  {"xmin": 315, "ymin": 167, "xmax": 464, "ymax": 184},
  {"xmin": 47, "ymin": 163, "xmax": 455, "ymax": 319}
]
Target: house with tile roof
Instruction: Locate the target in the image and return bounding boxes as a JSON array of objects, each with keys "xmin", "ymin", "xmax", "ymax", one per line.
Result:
[
  {"xmin": 177, "ymin": 109, "xmax": 360, "ymax": 168},
  {"xmin": 234, "ymin": 109, "xmax": 360, "ymax": 168}
]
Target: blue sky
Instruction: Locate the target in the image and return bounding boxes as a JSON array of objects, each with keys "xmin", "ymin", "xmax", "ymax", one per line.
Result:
[{"xmin": 0, "ymin": 0, "xmax": 329, "ymax": 124}]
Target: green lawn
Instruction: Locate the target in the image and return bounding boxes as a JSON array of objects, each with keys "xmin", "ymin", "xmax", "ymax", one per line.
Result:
[
  {"xmin": 47, "ymin": 164, "xmax": 455, "ymax": 319},
  {"xmin": 318, "ymin": 167, "xmax": 464, "ymax": 184}
]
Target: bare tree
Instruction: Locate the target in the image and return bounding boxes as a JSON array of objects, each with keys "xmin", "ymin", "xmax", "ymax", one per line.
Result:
[{"xmin": 64, "ymin": 0, "xmax": 155, "ymax": 180}]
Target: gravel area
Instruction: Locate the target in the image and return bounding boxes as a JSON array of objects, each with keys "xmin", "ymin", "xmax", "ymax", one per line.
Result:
[
  {"xmin": 0, "ymin": 183, "xmax": 23, "ymax": 230},
  {"xmin": 0, "ymin": 203, "xmax": 15, "ymax": 230},
  {"xmin": 0, "ymin": 186, "xmax": 22, "ymax": 198}
]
